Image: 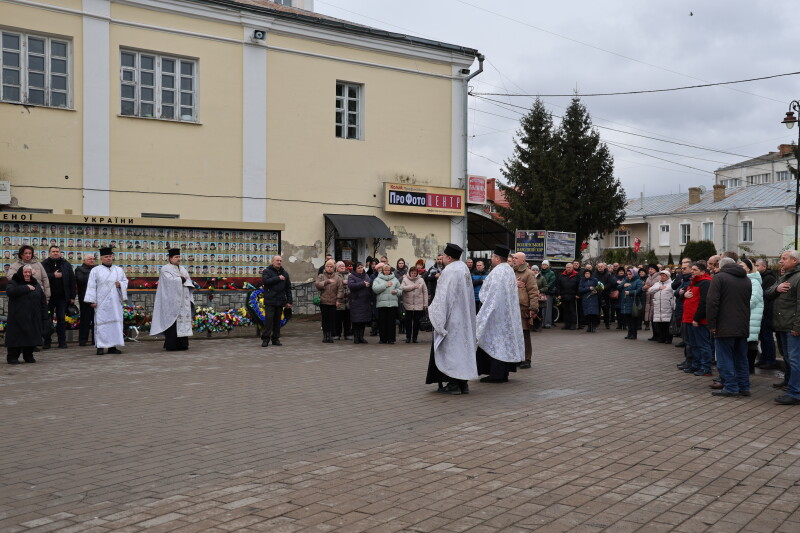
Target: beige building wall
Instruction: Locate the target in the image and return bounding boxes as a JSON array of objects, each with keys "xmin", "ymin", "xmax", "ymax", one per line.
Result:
[
  {"xmin": 0, "ymin": 0, "xmax": 476, "ymax": 279},
  {"xmin": 0, "ymin": 1, "xmax": 84, "ymax": 213}
]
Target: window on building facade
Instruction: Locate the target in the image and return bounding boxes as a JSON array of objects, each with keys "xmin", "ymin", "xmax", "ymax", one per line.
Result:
[
  {"xmin": 658, "ymin": 224, "xmax": 670, "ymax": 246},
  {"xmin": 777, "ymin": 170, "xmax": 791, "ymax": 182},
  {"xmin": 745, "ymin": 173, "xmax": 769, "ymax": 185},
  {"xmin": 335, "ymin": 81, "xmax": 362, "ymax": 140},
  {"xmin": 120, "ymin": 50, "xmax": 197, "ymax": 122},
  {"xmin": 613, "ymin": 230, "xmax": 630, "ymax": 248},
  {"xmin": 702, "ymin": 221, "xmax": 713, "ymax": 241},
  {"xmin": 741, "ymin": 220, "xmax": 753, "ymax": 242},
  {"xmin": 720, "ymin": 178, "xmax": 742, "ymax": 188},
  {"xmin": 680, "ymin": 223, "xmax": 691, "ymax": 245},
  {"xmin": 1, "ymin": 31, "xmax": 70, "ymax": 108}
]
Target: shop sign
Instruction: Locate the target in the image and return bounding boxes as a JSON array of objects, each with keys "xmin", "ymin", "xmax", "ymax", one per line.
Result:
[
  {"xmin": 467, "ymin": 175, "xmax": 487, "ymax": 204},
  {"xmin": 384, "ymin": 183, "xmax": 465, "ymax": 216}
]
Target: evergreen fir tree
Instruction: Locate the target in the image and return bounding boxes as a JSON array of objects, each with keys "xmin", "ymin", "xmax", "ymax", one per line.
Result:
[{"xmin": 497, "ymin": 96, "xmax": 627, "ymax": 258}]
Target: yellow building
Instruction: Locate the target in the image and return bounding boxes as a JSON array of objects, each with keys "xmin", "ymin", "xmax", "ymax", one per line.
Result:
[{"xmin": 0, "ymin": 0, "xmax": 480, "ymax": 279}]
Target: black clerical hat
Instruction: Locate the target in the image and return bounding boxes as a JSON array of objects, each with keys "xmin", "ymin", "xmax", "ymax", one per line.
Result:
[
  {"xmin": 443, "ymin": 242, "xmax": 463, "ymax": 260},
  {"xmin": 168, "ymin": 248, "xmax": 181, "ymax": 257},
  {"xmin": 493, "ymin": 244, "xmax": 510, "ymax": 259},
  {"xmin": 99, "ymin": 246, "xmax": 114, "ymax": 256}
]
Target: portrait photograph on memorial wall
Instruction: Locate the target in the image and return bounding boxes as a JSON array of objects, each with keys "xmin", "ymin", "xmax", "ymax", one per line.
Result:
[{"xmin": 1, "ymin": 217, "xmax": 282, "ymax": 283}]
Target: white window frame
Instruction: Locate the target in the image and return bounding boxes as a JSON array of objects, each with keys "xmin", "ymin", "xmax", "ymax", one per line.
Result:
[
  {"xmin": 777, "ymin": 170, "xmax": 790, "ymax": 182},
  {"xmin": 702, "ymin": 221, "xmax": 714, "ymax": 241},
  {"xmin": 1, "ymin": 30, "xmax": 70, "ymax": 108},
  {"xmin": 613, "ymin": 229, "xmax": 630, "ymax": 249},
  {"xmin": 120, "ymin": 49, "xmax": 197, "ymax": 122},
  {"xmin": 680, "ymin": 223, "xmax": 691, "ymax": 245},
  {"xmin": 741, "ymin": 220, "xmax": 753, "ymax": 243},
  {"xmin": 745, "ymin": 173, "xmax": 768, "ymax": 186},
  {"xmin": 658, "ymin": 224, "xmax": 670, "ymax": 246},
  {"xmin": 721, "ymin": 178, "xmax": 742, "ymax": 188},
  {"xmin": 335, "ymin": 81, "xmax": 362, "ymax": 140}
]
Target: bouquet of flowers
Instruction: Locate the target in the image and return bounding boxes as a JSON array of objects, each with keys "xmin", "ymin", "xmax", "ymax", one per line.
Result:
[{"xmin": 592, "ymin": 281, "xmax": 605, "ymax": 295}]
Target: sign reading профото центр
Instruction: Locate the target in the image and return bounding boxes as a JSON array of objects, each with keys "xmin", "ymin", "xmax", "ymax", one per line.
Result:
[{"xmin": 384, "ymin": 183, "xmax": 466, "ymax": 216}]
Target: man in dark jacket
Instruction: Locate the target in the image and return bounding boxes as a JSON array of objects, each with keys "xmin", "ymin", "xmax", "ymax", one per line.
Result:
[
  {"xmin": 540, "ymin": 260, "xmax": 557, "ymax": 328},
  {"xmin": 556, "ymin": 263, "xmax": 580, "ymax": 330},
  {"xmin": 74, "ymin": 253, "xmax": 96, "ymax": 346},
  {"xmin": 673, "ymin": 257, "xmax": 693, "ymax": 355},
  {"xmin": 755, "ymin": 259, "xmax": 778, "ymax": 369},
  {"xmin": 260, "ymin": 255, "xmax": 292, "ymax": 347},
  {"xmin": 766, "ymin": 250, "xmax": 800, "ymax": 405},
  {"xmin": 706, "ymin": 257, "xmax": 752, "ymax": 397},
  {"xmin": 41, "ymin": 245, "xmax": 76, "ymax": 349}
]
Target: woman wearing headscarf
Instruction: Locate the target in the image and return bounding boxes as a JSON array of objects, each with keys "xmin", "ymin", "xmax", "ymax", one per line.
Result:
[
  {"xmin": 642, "ymin": 264, "xmax": 660, "ymax": 335},
  {"xmin": 334, "ymin": 261, "xmax": 352, "ymax": 340},
  {"xmin": 620, "ymin": 267, "xmax": 644, "ymax": 340},
  {"xmin": 8, "ymin": 245, "xmax": 51, "ymax": 300},
  {"xmin": 315, "ymin": 259, "xmax": 343, "ymax": 343},
  {"xmin": 578, "ymin": 269, "xmax": 600, "ymax": 333},
  {"xmin": 648, "ymin": 270, "xmax": 675, "ymax": 343},
  {"xmin": 347, "ymin": 262, "xmax": 372, "ymax": 344},
  {"xmin": 5, "ymin": 265, "xmax": 48, "ymax": 364},
  {"xmin": 373, "ymin": 263, "xmax": 402, "ymax": 344},
  {"xmin": 740, "ymin": 259, "xmax": 764, "ymax": 374},
  {"xmin": 394, "ymin": 258, "xmax": 408, "ymax": 335},
  {"xmin": 612, "ymin": 266, "xmax": 627, "ymax": 330}
]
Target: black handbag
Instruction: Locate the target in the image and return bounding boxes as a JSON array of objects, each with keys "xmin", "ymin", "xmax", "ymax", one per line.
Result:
[
  {"xmin": 67, "ymin": 303, "xmax": 80, "ymax": 316},
  {"xmin": 631, "ymin": 296, "xmax": 643, "ymax": 318},
  {"xmin": 419, "ymin": 310, "xmax": 433, "ymax": 332}
]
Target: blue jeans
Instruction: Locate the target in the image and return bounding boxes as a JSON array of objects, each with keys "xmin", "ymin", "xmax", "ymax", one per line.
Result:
[
  {"xmin": 715, "ymin": 337, "xmax": 749, "ymax": 394},
  {"xmin": 686, "ymin": 323, "xmax": 712, "ymax": 372},
  {"xmin": 758, "ymin": 322, "xmax": 776, "ymax": 365},
  {"xmin": 779, "ymin": 332, "xmax": 800, "ymax": 399}
]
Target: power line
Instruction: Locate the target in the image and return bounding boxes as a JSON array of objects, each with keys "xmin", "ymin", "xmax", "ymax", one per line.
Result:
[
  {"xmin": 471, "ymin": 71, "xmax": 800, "ymax": 98},
  {"xmin": 452, "ymin": 0, "xmax": 781, "ymax": 103}
]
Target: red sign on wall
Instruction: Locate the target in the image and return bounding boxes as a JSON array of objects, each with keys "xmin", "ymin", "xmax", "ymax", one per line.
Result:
[{"xmin": 467, "ymin": 175, "xmax": 487, "ymax": 204}]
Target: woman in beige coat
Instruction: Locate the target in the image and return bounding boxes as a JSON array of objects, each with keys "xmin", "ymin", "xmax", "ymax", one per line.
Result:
[
  {"xmin": 315, "ymin": 259, "xmax": 343, "ymax": 343},
  {"xmin": 401, "ymin": 266, "xmax": 428, "ymax": 343},
  {"xmin": 8, "ymin": 245, "xmax": 51, "ymax": 300}
]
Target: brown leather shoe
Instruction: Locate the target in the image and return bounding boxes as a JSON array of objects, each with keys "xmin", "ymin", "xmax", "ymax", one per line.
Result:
[{"xmin": 709, "ymin": 382, "xmax": 724, "ymax": 390}]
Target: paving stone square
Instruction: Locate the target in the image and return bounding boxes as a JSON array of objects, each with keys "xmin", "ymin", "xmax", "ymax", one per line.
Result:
[{"xmin": 1, "ymin": 321, "xmax": 799, "ymax": 532}]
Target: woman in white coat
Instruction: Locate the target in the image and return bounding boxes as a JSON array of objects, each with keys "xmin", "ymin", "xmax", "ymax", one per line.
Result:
[{"xmin": 648, "ymin": 270, "xmax": 675, "ymax": 344}]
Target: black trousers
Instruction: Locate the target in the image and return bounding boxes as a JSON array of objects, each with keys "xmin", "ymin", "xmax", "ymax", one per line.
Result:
[
  {"xmin": 79, "ymin": 300, "xmax": 95, "ymax": 345},
  {"xmin": 335, "ymin": 309, "xmax": 351, "ymax": 338},
  {"xmin": 260, "ymin": 305, "xmax": 284, "ymax": 341},
  {"xmin": 561, "ymin": 298, "xmax": 576, "ymax": 327},
  {"xmin": 626, "ymin": 314, "xmax": 641, "ymax": 338},
  {"xmin": 320, "ymin": 304, "xmax": 337, "ymax": 334},
  {"xmin": 405, "ymin": 310, "xmax": 423, "ymax": 340},
  {"xmin": 45, "ymin": 296, "xmax": 67, "ymax": 345},
  {"xmin": 7, "ymin": 346, "xmax": 35, "ymax": 363},
  {"xmin": 378, "ymin": 307, "xmax": 397, "ymax": 343},
  {"xmin": 476, "ymin": 347, "xmax": 517, "ymax": 380},
  {"xmin": 163, "ymin": 321, "xmax": 189, "ymax": 351},
  {"xmin": 599, "ymin": 296, "xmax": 611, "ymax": 326}
]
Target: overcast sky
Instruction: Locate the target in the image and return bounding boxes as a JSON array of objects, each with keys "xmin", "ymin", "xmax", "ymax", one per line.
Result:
[{"xmin": 315, "ymin": 0, "xmax": 799, "ymax": 198}]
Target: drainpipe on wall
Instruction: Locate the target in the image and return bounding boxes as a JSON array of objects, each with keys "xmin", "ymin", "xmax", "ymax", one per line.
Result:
[
  {"xmin": 463, "ymin": 53, "xmax": 485, "ymax": 254},
  {"xmin": 722, "ymin": 210, "xmax": 729, "ymax": 252}
]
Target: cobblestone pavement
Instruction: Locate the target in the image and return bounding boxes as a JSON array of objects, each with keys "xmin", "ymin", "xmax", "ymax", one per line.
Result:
[{"xmin": 1, "ymin": 322, "xmax": 799, "ymax": 532}]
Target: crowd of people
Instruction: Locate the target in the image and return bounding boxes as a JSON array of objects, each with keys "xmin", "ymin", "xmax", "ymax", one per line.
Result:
[{"xmin": 6, "ymin": 240, "xmax": 800, "ymax": 407}]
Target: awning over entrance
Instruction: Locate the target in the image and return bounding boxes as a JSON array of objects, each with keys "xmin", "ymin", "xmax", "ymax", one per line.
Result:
[
  {"xmin": 324, "ymin": 214, "xmax": 393, "ymax": 239},
  {"xmin": 468, "ymin": 209, "xmax": 514, "ymax": 251}
]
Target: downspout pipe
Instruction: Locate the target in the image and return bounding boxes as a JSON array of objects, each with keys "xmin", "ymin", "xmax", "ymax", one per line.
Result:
[
  {"xmin": 463, "ymin": 53, "xmax": 485, "ymax": 254},
  {"xmin": 722, "ymin": 210, "xmax": 729, "ymax": 252}
]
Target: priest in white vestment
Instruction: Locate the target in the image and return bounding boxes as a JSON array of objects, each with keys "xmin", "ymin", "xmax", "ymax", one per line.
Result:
[
  {"xmin": 476, "ymin": 245, "xmax": 525, "ymax": 383},
  {"xmin": 425, "ymin": 243, "xmax": 478, "ymax": 395},
  {"xmin": 150, "ymin": 248, "xmax": 194, "ymax": 351},
  {"xmin": 84, "ymin": 247, "xmax": 128, "ymax": 355}
]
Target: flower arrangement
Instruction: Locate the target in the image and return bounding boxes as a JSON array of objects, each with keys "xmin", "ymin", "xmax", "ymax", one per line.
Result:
[
  {"xmin": 193, "ymin": 306, "xmax": 252, "ymax": 333},
  {"xmin": 123, "ymin": 305, "xmax": 151, "ymax": 329},
  {"xmin": 592, "ymin": 281, "xmax": 605, "ymax": 295},
  {"xmin": 246, "ymin": 288, "xmax": 289, "ymax": 328}
]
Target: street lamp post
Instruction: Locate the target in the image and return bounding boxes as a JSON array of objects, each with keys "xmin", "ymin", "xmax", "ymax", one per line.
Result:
[{"xmin": 781, "ymin": 100, "xmax": 800, "ymax": 249}]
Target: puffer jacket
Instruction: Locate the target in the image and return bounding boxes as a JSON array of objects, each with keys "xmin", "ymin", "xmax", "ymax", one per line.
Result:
[
  {"xmin": 336, "ymin": 271, "xmax": 350, "ymax": 311},
  {"xmin": 578, "ymin": 277, "xmax": 600, "ymax": 316},
  {"xmin": 8, "ymin": 258, "xmax": 51, "ymax": 300},
  {"xmin": 401, "ymin": 275, "xmax": 428, "ymax": 311},
  {"xmin": 643, "ymin": 272, "xmax": 660, "ymax": 321},
  {"xmin": 648, "ymin": 281, "xmax": 674, "ymax": 323},
  {"xmin": 620, "ymin": 277, "xmax": 643, "ymax": 314},
  {"xmin": 315, "ymin": 270, "xmax": 343, "ymax": 306},
  {"xmin": 372, "ymin": 272, "xmax": 401, "ymax": 308},
  {"xmin": 746, "ymin": 271, "xmax": 764, "ymax": 342}
]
